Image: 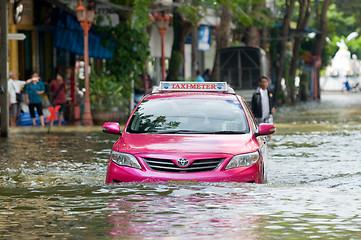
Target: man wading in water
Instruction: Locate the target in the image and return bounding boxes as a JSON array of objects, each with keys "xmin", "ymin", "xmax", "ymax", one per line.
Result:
[{"xmin": 251, "ymin": 76, "xmax": 276, "ymax": 124}]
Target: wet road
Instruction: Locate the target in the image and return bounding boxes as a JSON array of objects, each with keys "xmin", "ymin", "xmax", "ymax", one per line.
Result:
[{"xmin": 1, "ymin": 92, "xmax": 361, "ymax": 239}]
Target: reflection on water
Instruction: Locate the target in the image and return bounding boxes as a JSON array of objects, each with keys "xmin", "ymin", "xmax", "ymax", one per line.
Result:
[{"xmin": 1, "ymin": 93, "xmax": 361, "ymax": 239}]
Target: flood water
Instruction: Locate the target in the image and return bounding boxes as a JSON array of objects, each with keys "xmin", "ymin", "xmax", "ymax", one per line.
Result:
[{"xmin": 1, "ymin": 92, "xmax": 361, "ymax": 239}]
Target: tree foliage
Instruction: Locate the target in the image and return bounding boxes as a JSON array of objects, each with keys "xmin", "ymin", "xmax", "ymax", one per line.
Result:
[
  {"xmin": 96, "ymin": 23, "xmax": 150, "ymax": 99},
  {"xmin": 327, "ymin": 3, "xmax": 356, "ymax": 37},
  {"xmin": 325, "ymin": 3, "xmax": 361, "ymax": 59},
  {"xmin": 167, "ymin": 2, "xmax": 203, "ymax": 81},
  {"xmin": 334, "ymin": 0, "xmax": 361, "ymax": 30},
  {"xmin": 231, "ymin": 0, "xmax": 273, "ymax": 27},
  {"xmin": 93, "ymin": 0, "xmax": 152, "ymax": 113},
  {"xmin": 132, "ymin": 0, "xmax": 154, "ymax": 29}
]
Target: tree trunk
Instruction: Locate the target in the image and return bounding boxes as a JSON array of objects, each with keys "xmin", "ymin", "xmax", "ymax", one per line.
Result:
[
  {"xmin": 260, "ymin": 26, "xmax": 268, "ymax": 51},
  {"xmin": 288, "ymin": 0, "xmax": 311, "ymax": 102},
  {"xmin": 313, "ymin": 0, "xmax": 331, "ymax": 100},
  {"xmin": 211, "ymin": 6, "xmax": 233, "ymax": 81},
  {"xmin": 168, "ymin": 9, "xmax": 193, "ymax": 81},
  {"xmin": 276, "ymin": 0, "xmax": 296, "ymax": 98},
  {"xmin": 244, "ymin": 26, "xmax": 259, "ymax": 47},
  {"xmin": 191, "ymin": 27, "xmax": 198, "ymax": 79}
]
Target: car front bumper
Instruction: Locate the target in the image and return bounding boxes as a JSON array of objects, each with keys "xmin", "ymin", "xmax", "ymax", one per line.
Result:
[{"xmin": 105, "ymin": 159, "xmax": 263, "ymax": 183}]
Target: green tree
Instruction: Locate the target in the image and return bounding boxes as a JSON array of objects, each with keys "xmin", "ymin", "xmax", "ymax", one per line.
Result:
[
  {"xmin": 167, "ymin": 2, "xmax": 203, "ymax": 81},
  {"xmin": 98, "ymin": 23, "xmax": 150, "ymax": 98},
  {"xmin": 210, "ymin": 3, "xmax": 233, "ymax": 81},
  {"xmin": 324, "ymin": 2, "xmax": 361, "ymax": 60},
  {"xmin": 327, "ymin": 3, "xmax": 357, "ymax": 38},
  {"xmin": 93, "ymin": 0, "xmax": 152, "ymax": 114},
  {"xmin": 206, "ymin": 0, "xmax": 273, "ymax": 80},
  {"xmin": 288, "ymin": 0, "xmax": 311, "ymax": 102},
  {"xmin": 312, "ymin": 0, "xmax": 331, "ymax": 99},
  {"xmin": 166, "ymin": 0, "xmax": 274, "ymax": 81},
  {"xmin": 274, "ymin": 0, "xmax": 296, "ymax": 100},
  {"xmin": 334, "ymin": 0, "xmax": 361, "ymax": 31}
]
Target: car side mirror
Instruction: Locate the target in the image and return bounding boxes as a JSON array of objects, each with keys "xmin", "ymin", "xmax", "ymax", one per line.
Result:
[
  {"xmin": 256, "ymin": 123, "xmax": 276, "ymax": 136},
  {"xmin": 102, "ymin": 122, "xmax": 121, "ymax": 135}
]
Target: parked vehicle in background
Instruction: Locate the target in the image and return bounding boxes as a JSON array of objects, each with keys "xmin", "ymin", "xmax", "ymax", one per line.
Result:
[{"xmin": 218, "ymin": 46, "xmax": 268, "ymax": 102}]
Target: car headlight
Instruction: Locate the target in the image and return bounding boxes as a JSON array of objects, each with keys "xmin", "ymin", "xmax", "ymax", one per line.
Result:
[
  {"xmin": 110, "ymin": 151, "xmax": 142, "ymax": 169},
  {"xmin": 225, "ymin": 152, "xmax": 259, "ymax": 169}
]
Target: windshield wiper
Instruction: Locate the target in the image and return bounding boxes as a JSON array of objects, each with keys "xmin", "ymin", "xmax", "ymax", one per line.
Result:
[
  {"xmin": 212, "ymin": 131, "xmax": 247, "ymax": 134},
  {"xmin": 154, "ymin": 130, "xmax": 209, "ymax": 134}
]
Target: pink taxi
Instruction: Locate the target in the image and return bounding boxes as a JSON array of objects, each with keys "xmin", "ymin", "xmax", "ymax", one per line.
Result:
[{"xmin": 102, "ymin": 82, "xmax": 275, "ymax": 183}]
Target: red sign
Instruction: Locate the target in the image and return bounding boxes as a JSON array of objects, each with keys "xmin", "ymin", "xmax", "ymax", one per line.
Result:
[
  {"xmin": 159, "ymin": 82, "xmax": 228, "ymax": 92},
  {"xmin": 46, "ymin": 105, "xmax": 61, "ymax": 122}
]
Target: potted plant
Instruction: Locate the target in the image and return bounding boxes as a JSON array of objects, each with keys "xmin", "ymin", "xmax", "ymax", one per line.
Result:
[{"xmin": 89, "ymin": 70, "xmax": 128, "ymax": 125}]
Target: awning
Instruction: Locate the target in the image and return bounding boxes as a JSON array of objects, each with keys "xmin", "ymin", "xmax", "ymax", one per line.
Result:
[{"xmin": 55, "ymin": 9, "xmax": 114, "ymax": 59}]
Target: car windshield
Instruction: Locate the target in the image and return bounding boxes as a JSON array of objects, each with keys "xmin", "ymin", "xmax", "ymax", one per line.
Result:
[{"xmin": 127, "ymin": 97, "xmax": 250, "ymax": 134}]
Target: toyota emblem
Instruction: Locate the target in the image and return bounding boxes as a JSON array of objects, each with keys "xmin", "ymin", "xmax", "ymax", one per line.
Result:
[{"xmin": 177, "ymin": 158, "xmax": 189, "ymax": 167}]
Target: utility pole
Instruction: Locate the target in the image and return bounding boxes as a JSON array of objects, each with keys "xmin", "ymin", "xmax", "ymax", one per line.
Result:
[{"xmin": 0, "ymin": 0, "xmax": 9, "ymax": 137}]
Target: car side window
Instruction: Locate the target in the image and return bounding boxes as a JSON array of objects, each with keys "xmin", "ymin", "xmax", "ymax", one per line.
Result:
[{"xmin": 240, "ymin": 97, "xmax": 257, "ymax": 132}]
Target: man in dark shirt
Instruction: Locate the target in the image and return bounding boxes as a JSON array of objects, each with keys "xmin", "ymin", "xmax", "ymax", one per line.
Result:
[{"xmin": 251, "ymin": 76, "xmax": 276, "ymax": 124}]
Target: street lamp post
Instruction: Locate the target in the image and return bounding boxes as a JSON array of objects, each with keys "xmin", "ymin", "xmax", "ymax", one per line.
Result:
[
  {"xmin": 154, "ymin": 11, "xmax": 170, "ymax": 81},
  {"xmin": 76, "ymin": 0, "xmax": 94, "ymax": 126}
]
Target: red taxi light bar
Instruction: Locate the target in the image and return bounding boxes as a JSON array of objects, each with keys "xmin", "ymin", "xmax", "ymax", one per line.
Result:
[{"xmin": 154, "ymin": 82, "xmax": 234, "ymax": 93}]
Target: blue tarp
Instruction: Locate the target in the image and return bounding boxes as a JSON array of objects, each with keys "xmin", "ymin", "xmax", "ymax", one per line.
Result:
[{"xmin": 18, "ymin": 111, "xmax": 67, "ymax": 126}]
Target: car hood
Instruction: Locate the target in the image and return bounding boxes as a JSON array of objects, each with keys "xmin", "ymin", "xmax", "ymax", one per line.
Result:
[{"xmin": 116, "ymin": 133, "xmax": 259, "ymax": 155}]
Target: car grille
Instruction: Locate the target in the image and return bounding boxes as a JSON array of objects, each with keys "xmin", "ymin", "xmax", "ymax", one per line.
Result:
[{"xmin": 142, "ymin": 157, "xmax": 225, "ymax": 173}]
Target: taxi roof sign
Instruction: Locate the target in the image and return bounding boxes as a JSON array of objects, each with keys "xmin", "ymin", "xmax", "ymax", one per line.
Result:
[{"xmin": 156, "ymin": 82, "xmax": 234, "ymax": 93}]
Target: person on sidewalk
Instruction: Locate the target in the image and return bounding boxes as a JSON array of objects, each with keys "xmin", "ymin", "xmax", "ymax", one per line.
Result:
[
  {"xmin": 196, "ymin": 70, "xmax": 205, "ymax": 82},
  {"xmin": 7, "ymin": 72, "xmax": 32, "ymax": 127},
  {"xmin": 251, "ymin": 76, "xmax": 276, "ymax": 124},
  {"xmin": 25, "ymin": 72, "xmax": 45, "ymax": 126},
  {"xmin": 49, "ymin": 73, "xmax": 67, "ymax": 126},
  {"xmin": 203, "ymin": 68, "xmax": 211, "ymax": 81}
]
